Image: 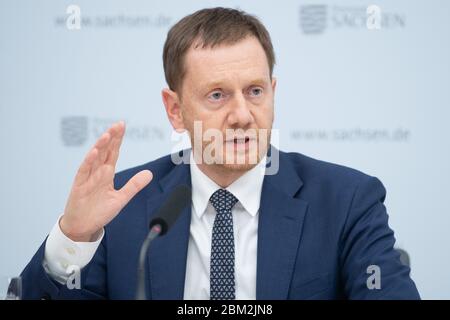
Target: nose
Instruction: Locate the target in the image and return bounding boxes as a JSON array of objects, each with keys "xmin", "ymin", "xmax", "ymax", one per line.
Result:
[{"xmin": 227, "ymin": 93, "xmax": 254, "ymax": 128}]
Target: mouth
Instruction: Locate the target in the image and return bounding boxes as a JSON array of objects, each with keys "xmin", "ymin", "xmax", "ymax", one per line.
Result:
[
  {"xmin": 225, "ymin": 136, "xmax": 255, "ymax": 151},
  {"xmin": 233, "ymin": 137, "xmax": 250, "ymax": 144}
]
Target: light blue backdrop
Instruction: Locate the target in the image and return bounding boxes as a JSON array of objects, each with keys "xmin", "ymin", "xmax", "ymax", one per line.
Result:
[{"xmin": 1, "ymin": 0, "xmax": 449, "ymax": 299}]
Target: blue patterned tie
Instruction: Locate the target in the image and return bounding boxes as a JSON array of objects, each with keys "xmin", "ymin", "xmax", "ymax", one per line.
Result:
[{"xmin": 209, "ymin": 189, "xmax": 239, "ymax": 300}]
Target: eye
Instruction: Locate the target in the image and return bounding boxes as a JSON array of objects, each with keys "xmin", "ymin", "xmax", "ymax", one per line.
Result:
[
  {"xmin": 208, "ymin": 91, "xmax": 224, "ymax": 101},
  {"xmin": 249, "ymin": 87, "xmax": 263, "ymax": 97}
]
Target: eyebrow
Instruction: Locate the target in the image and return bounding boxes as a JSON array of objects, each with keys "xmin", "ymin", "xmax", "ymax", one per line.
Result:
[{"xmin": 202, "ymin": 78, "xmax": 269, "ymax": 91}]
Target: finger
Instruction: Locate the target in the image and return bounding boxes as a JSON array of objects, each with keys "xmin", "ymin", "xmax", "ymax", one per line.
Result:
[
  {"xmin": 74, "ymin": 129, "xmax": 111, "ymax": 186},
  {"xmin": 94, "ymin": 131, "xmax": 111, "ymax": 150},
  {"xmin": 118, "ymin": 170, "xmax": 153, "ymax": 205},
  {"xmin": 92, "ymin": 122, "xmax": 124, "ymax": 170},
  {"xmin": 109, "ymin": 120, "xmax": 125, "ymax": 138},
  {"xmin": 90, "ymin": 130, "xmax": 115, "ymax": 174},
  {"xmin": 105, "ymin": 121, "xmax": 124, "ymax": 145},
  {"xmin": 105, "ymin": 122, "xmax": 126, "ymax": 167},
  {"xmin": 74, "ymin": 147, "xmax": 98, "ymax": 186}
]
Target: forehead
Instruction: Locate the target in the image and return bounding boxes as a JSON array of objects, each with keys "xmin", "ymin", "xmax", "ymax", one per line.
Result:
[{"xmin": 183, "ymin": 36, "xmax": 271, "ymax": 89}]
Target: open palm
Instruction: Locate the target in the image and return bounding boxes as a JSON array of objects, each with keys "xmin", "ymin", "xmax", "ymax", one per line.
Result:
[{"xmin": 61, "ymin": 121, "xmax": 153, "ymax": 242}]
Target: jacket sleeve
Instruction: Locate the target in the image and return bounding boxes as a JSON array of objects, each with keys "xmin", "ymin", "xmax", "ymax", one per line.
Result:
[
  {"xmin": 20, "ymin": 235, "xmax": 108, "ymax": 300},
  {"xmin": 339, "ymin": 176, "xmax": 420, "ymax": 299}
]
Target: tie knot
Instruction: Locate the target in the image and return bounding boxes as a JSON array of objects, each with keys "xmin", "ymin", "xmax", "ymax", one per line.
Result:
[{"xmin": 209, "ymin": 189, "xmax": 239, "ymax": 214}]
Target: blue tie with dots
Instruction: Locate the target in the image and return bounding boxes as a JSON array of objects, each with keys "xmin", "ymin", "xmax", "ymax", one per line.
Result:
[{"xmin": 209, "ymin": 188, "xmax": 239, "ymax": 300}]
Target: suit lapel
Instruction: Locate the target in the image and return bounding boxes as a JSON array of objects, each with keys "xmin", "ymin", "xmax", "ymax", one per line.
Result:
[
  {"xmin": 146, "ymin": 156, "xmax": 192, "ymax": 300},
  {"xmin": 256, "ymin": 151, "xmax": 309, "ymax": 299},
  {"xmin": 143, "ymin": 148, "xmax": 308, "ymax": 300}
]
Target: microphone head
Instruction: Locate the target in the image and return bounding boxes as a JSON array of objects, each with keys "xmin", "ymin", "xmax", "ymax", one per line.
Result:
[{"xmin": 149, "ymin": 184, "xmax": 191, "ymax": 236}]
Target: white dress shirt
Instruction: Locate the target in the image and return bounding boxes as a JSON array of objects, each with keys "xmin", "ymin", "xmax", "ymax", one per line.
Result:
[{"xmin": 43, "ymin": 153, "xmax": 266, "ymax": 299}]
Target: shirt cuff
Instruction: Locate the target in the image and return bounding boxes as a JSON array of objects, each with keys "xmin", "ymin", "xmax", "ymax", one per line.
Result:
[{"xmin": 43, "ymin": 215, "xmax": 104, "ymax": 284}]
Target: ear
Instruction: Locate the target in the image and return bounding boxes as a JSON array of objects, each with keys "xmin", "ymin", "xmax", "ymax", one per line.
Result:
[
  {"xmin": 271, "ymin": 76, "xmax": 277, "ymax": 93},
  {"xmin": 271, "ymin": 77, "xmax": 277, "ymax": 124},
  {"xmin": 162, "ymin": 88, "xmax": 186, "ymax": 133}
]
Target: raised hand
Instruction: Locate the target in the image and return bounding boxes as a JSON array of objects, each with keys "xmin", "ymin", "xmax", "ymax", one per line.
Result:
[{"xmin": 60, "ymin": 121, "xmax": 153, "ymax": 242}]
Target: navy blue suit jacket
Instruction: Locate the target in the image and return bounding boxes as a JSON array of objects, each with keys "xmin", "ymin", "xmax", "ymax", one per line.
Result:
[{"xmin": 21, "ymin": 149, "xmax": 420, "ymax": 299}]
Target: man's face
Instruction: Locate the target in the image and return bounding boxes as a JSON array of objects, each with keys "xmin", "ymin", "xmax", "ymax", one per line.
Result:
[{"xmin": 178, "ymin": 36, "xmax": 276, "ymax": 172}]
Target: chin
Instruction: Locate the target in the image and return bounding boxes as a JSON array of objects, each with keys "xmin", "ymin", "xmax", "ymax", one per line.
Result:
[
  {"xmin": 218, "ymin": 148, "xmax": 266, "ymax": 172},
  {"xmin": 219, "ymin": 161, "xmax": 259, "ymax": 172}
]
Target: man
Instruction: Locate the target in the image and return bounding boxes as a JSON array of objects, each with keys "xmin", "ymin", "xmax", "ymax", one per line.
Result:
[{"xmin": 21, "ymin": 7, "xmax": 420, "ymax": 299}]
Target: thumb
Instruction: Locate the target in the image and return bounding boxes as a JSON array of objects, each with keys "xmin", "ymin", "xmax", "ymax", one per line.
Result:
[{"xmin": 119, "ymin": 170, "xmax": 153, "ymax": 204}]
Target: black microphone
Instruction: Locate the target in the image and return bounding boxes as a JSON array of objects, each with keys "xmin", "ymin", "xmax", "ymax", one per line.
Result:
[{"xmin": 135, "ymin": 184, "xmax": 191, "ymax": 300}]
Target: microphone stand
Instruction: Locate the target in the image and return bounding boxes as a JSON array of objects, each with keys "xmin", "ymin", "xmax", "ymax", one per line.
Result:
[{"xmin": 136, "ymin": 225, "xmax": 162, "ymax": 300}]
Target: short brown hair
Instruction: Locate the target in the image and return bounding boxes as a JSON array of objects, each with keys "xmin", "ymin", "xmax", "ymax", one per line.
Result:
[{"xmin": 163, "ymin": 7, "xmax": 276, "ymax": 92}]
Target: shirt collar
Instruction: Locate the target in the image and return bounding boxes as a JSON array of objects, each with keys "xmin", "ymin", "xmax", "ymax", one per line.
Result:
[{"xmin": 189, "ymin": 151, "xmax": 266, "ymax": 219}]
